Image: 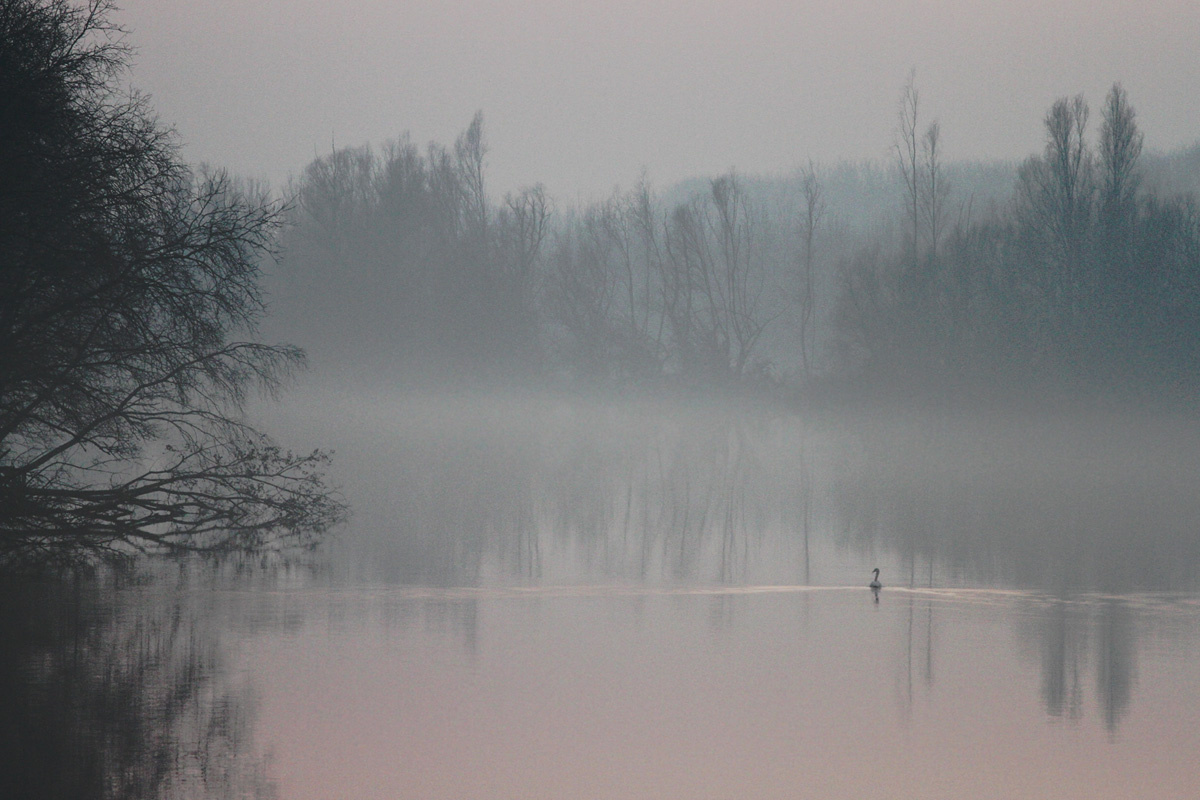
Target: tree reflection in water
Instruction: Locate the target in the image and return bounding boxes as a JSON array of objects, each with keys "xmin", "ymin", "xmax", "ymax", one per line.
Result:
[
  {"xmin": 1011, "ymin": 595, "xmax": 1139, "ymax": 733},
  {"xmin": 830, "ymin": 410, "xmax": 1196, "ymax": 735},
  {"xmin": 284, "ymin": 395, "xmax": 1200, "ymax": 735},
  {"xmin": 335, "ymin": 400, "xmax": 813, "ymax": 587},
  {"xmin": 0, "ymin": 574, "xmax": 275, "ymax": 800}
]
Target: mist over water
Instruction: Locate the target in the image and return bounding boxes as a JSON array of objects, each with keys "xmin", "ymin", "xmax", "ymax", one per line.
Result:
[
  {"xmin": 9, "ymin": 386, "xmax": 1200, "ymax": 798},
  {"xmin": 263, "ymin": 386, "xmax": 1200, "ymax": 595},
  {"xmin": 209, "ymin": 387, "xmax": 1200, "ymax": 795},
  {"xmin": 8, "ymin": 4, "xmax": 1200, "ymax": 794}
]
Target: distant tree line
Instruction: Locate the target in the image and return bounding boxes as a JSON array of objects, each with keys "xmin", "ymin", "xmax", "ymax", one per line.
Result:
[
  {"xmin": 276, "ymin": 85, "xmax": 1200, "ymax": 401},
  {"xmin": 543, "ymin": 173, "xmax": 794, "ymax": 387},
  {"xmin": 276, "ymin": 113, "xmax": 548, "ymax": 384},
  {"xmin": 835, "ymin": 83, "xmax": 1200, "ymax": 399},
  {"xmin": 277, "ymin": 131, "xmax": 797, "ymax": 390}
]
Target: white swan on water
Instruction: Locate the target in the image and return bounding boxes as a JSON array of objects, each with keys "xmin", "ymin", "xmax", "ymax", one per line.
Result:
[{"xmin": 869, "ymin": 568, "xmax": 882, "ymax": 589}]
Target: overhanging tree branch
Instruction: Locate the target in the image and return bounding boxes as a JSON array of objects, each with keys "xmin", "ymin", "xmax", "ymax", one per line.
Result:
[{"xmin": 0, "ymin": 0, "xmax": 346, "ymax": 569}]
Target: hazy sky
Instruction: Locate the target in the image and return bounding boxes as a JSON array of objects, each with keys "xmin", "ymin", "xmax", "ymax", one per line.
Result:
[{"xmin": 116, "ymin": 0, "xmax": 1199, "ymax": 201}]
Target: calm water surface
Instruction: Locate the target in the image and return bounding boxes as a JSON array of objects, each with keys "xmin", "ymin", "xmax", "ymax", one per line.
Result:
[
  {"xmin": 238, "ymin": 584, "xmax": 1200, "ymax": 800},
  {"xmin": 7, "ymin": 392, "xmax": 1200, "ymax": 798}
]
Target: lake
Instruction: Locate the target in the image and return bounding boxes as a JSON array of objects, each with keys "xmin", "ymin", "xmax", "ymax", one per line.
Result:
[{"xmin": 6, "ymin": 391, "xmax": 1200, "ymax": 799}]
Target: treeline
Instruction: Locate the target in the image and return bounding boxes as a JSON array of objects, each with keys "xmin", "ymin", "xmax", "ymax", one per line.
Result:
[
  {"xmin": 273, "ymin": 116, "xmax": 800, "ymax": 390},
  {"xmin": 272, "ymin": 85, "xmax": 1200, "ymax": 400},
  {"xmin": 837, "ymin": 84, "xmax": 1200, "ymax": 399},
  {"xmin": 275, "ymin": 113, "xmax": 547, "ymax": 384}
]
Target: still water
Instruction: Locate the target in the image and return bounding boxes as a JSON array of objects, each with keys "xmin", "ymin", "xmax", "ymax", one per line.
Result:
[{"xmin": 7, "ymin": 392, "xmax": 1200, "ymax": 799}]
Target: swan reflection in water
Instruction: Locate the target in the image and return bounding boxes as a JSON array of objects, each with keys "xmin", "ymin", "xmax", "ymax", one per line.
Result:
[{"xmin": 870, "ymin": 567, "xmax": 882, "ymax": 603}]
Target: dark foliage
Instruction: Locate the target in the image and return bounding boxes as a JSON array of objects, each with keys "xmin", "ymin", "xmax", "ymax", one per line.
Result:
[{"xmin": 0, "ymin": 0, "xmax": 345, "ymax": 568}]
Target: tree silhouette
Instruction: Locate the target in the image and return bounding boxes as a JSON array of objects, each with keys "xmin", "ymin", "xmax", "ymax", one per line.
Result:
[{"xmin": 0, "ymin": 0, "xmax": 345, "ymax": 568}]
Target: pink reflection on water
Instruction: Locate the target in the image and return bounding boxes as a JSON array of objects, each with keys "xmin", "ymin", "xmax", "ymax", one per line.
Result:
[{"xmin": 244, "ymin": 587, "xmax": 1200, "ymax": 799}]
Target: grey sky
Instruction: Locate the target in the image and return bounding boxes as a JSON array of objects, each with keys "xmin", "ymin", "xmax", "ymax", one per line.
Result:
[{"xmin": 116, "ymin": 0, "xmax": 1199, "ymax": 201}]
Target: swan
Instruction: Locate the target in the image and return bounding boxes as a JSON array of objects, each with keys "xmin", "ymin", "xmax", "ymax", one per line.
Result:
[{"xmin": 869, "ymin": 568, "xmax": 882, "ymax": 589}]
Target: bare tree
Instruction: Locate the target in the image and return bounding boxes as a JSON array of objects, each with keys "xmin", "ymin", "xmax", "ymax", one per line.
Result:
[
  {"xmin": 662, "ymin": 173, "xmax": 770, "ymax": 381},
  {"xmin": 606, "ymin": 178, "xmax": 667, "ymax": 352},
  {"xmin": 455, "ymin": 110, "xmax": 489, "ymax": 236},
  {"xmin": 500, "ymin": 185, "xmax": 550, "ymax": 287},
  {"xmin": 1098, "ymin": 83, "xmax": 1143, "ymax": 238},
  {"xmin": 896, "ymin": 70, "xmax": 922, "ymax": 270},
  {"xmin": 547, "ymin": 210, "xmax": 622, "ymax": 379},
  {"xmin": 0, "ymin": 0, "xmax": 345, "ymax": 568},
  {"xmin": 832, "ymin": 244, "xmax": 901, "ymax": 373},
  {"xmin": 544, "ymin": 177, "xmax": 675, "ymax": 384},
  {"xmin": 797, "ymin": 162, "xmax": 826, "ymax": 376},
  {"xmin": 921, "ymin": 121, "xmax": 949, "ymax": 258},
  {"xmin": 894, "ymin": 72, "xmax": 952, "ymax": 275},
  {"xmin": 494, "ymin": 184, "xmax": 550, "ymax": 365},
  {"xmin": 1016, "ymin": 94, "xmax": 1095, "ymax": 324},
  {"xmin": 289, "ymin": 144, "xmax": 377, "ymax": 262}
]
